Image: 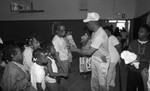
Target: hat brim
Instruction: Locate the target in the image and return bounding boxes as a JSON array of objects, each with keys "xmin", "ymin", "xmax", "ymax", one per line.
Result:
[
  {"xmin": 83, "ymin": 19, "xmax": 90, "ymax": 23},
  {"xmin": 83, "ymin": 19, "xmax": 99, "ymax": 23}
]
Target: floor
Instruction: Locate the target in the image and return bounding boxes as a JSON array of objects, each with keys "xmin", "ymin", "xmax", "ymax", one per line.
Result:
[{"xmin": 66, "ymin": 52, "xmax": 128, "ymax": 91}]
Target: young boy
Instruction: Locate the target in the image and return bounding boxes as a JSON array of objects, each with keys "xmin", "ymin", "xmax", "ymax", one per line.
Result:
[
  {"xmin": 30, "ymin": 48, "xmax": 48, "ymax": 91},
  {"xmin": 52, "ymin": 22, "xmax": 69, "ymax": 91},
  {"xmin": 45, "ymin": 43, "xmax": 68, "ymax": 91}
]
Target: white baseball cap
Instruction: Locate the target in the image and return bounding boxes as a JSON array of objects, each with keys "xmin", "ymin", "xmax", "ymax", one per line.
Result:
[{"xmin": 83, "ymin": 12, "xmax": 100, "ymax": 23}]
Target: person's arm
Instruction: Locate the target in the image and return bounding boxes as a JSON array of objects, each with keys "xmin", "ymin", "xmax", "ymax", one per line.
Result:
[
  {"xmin": 36, "ymin": 83, "xmax": 43, "ymax": 91},
  {"xmin": 110, "ymin": 36, "xmax": 122, "ymax": 54},
  {"xmin": 75, "ymin": 46, "xmax": 97, "ymax": 56},
  {"xmin": 47, "ymin": 59, "xmax": 67, "ymax": 77},
  {"xmin": 55, "ymin": 52, "xmax": 66, "ymax": 73},
  {"xmin": 115, "ymin": 44, "xmax": 122, "ymax": 54}
]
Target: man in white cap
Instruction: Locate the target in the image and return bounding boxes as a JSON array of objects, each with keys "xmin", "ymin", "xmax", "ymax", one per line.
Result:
[{"xmin": 71, "ymin": 12, "xmax": 110, "ymax": 91}]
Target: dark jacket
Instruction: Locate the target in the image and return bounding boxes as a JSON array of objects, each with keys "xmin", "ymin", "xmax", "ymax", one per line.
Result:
[{"xmin": 128, "ymin": 40, "xmax": 150, "ymax": 72}]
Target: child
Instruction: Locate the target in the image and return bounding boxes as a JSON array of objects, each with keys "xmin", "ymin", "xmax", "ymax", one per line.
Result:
[
  {"xmin": 65, "ymin": 28, "xmax": 77, "ymax": 48},
  {"xmin": 45, "ymin": 43, "xmax": 68, "ymax": 91},
  {"xmin": 23, "ymin": 34, "xmax": 40, "ymax": 72},
  {"xmin": 52, "ymin": 22, "xmax": 70, "ymax": 91},
  {"xmin": 64, "ymin": 28, "xmax": 76, "ymax": 67},
  {"xmin": 30, "ymin": 48, "xmax": 48, "ymax": 91}
]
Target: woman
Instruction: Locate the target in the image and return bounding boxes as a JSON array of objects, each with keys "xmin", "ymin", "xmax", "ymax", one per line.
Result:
[
  {"xmin": 103, "ymin": 26, "xmax": 121, "ymax": 90},
  {"xmin": 127, "ymin": 24, "xmax": 150, "ymax": 91}
]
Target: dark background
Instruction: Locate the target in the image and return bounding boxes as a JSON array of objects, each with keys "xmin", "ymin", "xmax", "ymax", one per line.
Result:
[
  {"xmin": 0, "ymin": 20, "xmax": 87, "ymax": 48},
  {"xmin": 0, "ymin": 20, "xmax": 109, "ymax": 48}
]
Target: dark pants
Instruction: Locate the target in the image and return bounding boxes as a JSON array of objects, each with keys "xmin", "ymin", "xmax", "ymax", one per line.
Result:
[
  {"xmin": 46, "ymin": 82, "xmax": 59, "ymax": 91},
  {"xmin": 58, "ymin": 60, "xmax": 69, "ymax": 91},
  {"xmin": 127, "ymin": 67, "xmax": 144, "ymax": 91}
]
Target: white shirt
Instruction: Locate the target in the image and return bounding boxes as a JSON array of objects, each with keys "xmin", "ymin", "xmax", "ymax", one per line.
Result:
[
  {"xmin": 45, "ymin": 56, "xmax": 58, "ymax": 83},
  {"xmin": 91, "ymin": 27, "xmax": 110, "ymax": 62},
  {"xmin": 30, "ymin": 63, "xmax": 46, "ymax": 90},
  {"xmin": 23, "ymin": 46, "xmax": 33, "ymax": 71},
  {"xmin": 108, "ymin": 35, "xmax": 120, "ymax": 63},
  {"xmin": 52, "ymin": 35, "xmax": 68, "ymax": 61}
]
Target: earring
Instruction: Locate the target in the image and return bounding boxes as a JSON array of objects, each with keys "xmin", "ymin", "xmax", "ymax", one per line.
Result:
[{"xmin": 33, "ymin": 58, "xmax": 37, "ymax": 62}]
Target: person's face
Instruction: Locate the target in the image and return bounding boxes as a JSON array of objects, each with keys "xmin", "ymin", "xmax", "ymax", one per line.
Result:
[
  {"xmin": 39, "ymin": 53, "xmax": 48, "ymax": 65},
  {"xmin": 30, "ymin": 38, "xmax": 40, "ymax": 49},
  {"xmin": 87, "ymin": 22, "xmax": 93, "ymax": 31},
  {"xmin": 15, "ymin": 48, "xmax": 23, "ymax": 63},
  {"xmin": 57, "ymin": 26, "xmax": 66, "ymax": 37},
  {"xmin": 66, "ymin": 31, "xmax": 72, "ymax": 35},
  {"xmin": 50, "ymin": 45, "xmax": 56, "ymax": 54},
  {"xmin": 138, "ymin": 27, "xmax": 149, "ymax": 39}
]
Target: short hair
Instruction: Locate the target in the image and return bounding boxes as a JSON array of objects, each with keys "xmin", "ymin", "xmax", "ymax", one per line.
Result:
[
  {"xmin": 40, "ymin": 42, "xmax": 53, "ymax": 54},
  {"xmin": 103, "ymin": 26, "xmax": 113, "ymax": 34},
  {"xmin": 52, "ymin": 22, "xmax": 65, "ymax": 35},
  {"xmin": 33, "ymin": 48, "xmax": 46, "ymax": 60},
  {"xmin": 65, "ymin": 28, "xmax": 72, "ymax": 32},
  {"xmin": 2, "ymin": 45, "xmax": 19, "ymax": 62},
  {"xmin": 26, "ymin": 33, "xmax": 40, "ymax": 45},
  {"xmin": 140, "ymin": 24, "xmax": 150, "ymax": 33}
]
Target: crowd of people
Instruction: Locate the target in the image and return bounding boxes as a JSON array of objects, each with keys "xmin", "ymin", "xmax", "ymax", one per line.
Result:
[{"xmin": 0, "ymin": 12, "xmax": 150, "ymax": 91}]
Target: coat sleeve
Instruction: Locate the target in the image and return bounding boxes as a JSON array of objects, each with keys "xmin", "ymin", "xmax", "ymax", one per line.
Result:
[{"xmin": 6, "ymin": 68, "xmax": 29, "ymax": 91}]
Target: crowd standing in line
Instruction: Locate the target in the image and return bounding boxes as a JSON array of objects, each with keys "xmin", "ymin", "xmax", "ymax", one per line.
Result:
[{"xmin": 0, "ymin": 12, "xmax": 150, "ymax": 91}]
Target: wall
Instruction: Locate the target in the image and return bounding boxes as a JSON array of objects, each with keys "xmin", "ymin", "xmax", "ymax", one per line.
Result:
[
  {"xmin": 135, "ymin": 0, "xmax": 150, "ymax": 18},
  {"xmin": 113, "ymin": 0, "xmax": 135, "ymax": 19},
  {"xmin": 0, "ymin": 20, "xmax": 87, "ymax": 48},
  {"xmin": 0, "ymin": 0, "xmax": 135, "ymax": 20}
]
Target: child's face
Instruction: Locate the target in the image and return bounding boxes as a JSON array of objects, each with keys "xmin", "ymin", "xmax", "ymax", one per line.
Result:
[
  {"xmin": 39, "ymin": 53, "xmax": 48, "ymax": 65},
  {"xmin": 66, "ymin": 31, "xmax": 72, "ymax": 35},
  {"xmin": 30, "ymin": 38, "xmax": 40, "ymax": 49},
  {"xmin": 50, "ymin": 46, "xmax": 56, "ymax": 54},
  {"xmin": 57, "ymin": 26, "xmax": 66, "ymax": 37}
]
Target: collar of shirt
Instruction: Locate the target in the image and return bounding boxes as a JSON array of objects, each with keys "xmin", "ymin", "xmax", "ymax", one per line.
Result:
[
  {"xmin": 33, "ymin": 63, "xmax": 44, "ymax": 70},
  {"xmin": 138, "ymin": 39, "xmax": 148, "ymax": 44}
]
